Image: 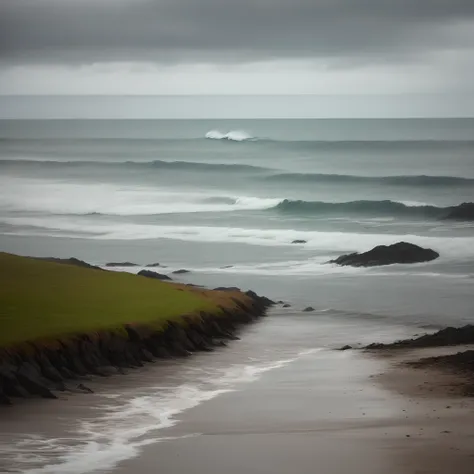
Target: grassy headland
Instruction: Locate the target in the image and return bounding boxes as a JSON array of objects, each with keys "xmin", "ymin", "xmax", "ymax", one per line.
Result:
[{"xmin": 0, "ymin": 252, "xmax": 220, "ymax": 348}]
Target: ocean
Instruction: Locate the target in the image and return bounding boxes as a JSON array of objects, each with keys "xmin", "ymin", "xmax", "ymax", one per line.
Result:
[
  {"xmin": 1, "ymin": 118, "xmax": 473, "ymax": 325},
  {"xmin": 0, "ymin": 118, "xmax": 473, "ymax": 473}
]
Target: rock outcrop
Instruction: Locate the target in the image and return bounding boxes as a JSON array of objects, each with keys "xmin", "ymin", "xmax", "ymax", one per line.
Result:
[
  {"xmin": 137, "ymin": 270, "xmax": 172, "ymax": 281},
  {"xmin": 365, "ymin": 325, "xmax": 474, "ymax": 350},
  {"xmin": 0, "ymin": 291, "xmax": 273, "ymax": 405},
  {"xmin": 105, "ymin": 262, "xmax": 139, "ymax": 267},
  {"xmin": 38, "ymin": 257, "xmax": 102, "ymax": 271},
  {"xmin": 172, "ymin": 269, "xmax": 191, "ymax": 274},
  {"xmin": 329, "ymin": 242, "xmax": 439, "ymax": 267}
]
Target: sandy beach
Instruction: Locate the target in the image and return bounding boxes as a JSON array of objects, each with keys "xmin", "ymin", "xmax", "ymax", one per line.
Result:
[
  {"xmin": 113, "ymin": 348, "xmax": 474, "ymax": 474},
  {"xmin": 1, "ymin": 310, "xmax": 473, "ymax": 474}
]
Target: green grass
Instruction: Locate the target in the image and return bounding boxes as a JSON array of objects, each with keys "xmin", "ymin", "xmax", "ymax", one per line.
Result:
[{"xmin": 0, "ymin": 252, "xmax": 218, "ymax": 348}]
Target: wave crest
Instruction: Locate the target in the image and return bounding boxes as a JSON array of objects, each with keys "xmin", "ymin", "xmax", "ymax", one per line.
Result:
[
  {"xmin": 205, "ymin": 130, "xmax": 255, "ymax": 142},
  {"xmin": 275, "ymin": 199, "xmax": 474, "ymax": 220},
  {"xmin": 0, "ymin": 159, "xmax": 265, "ymax": 173}
]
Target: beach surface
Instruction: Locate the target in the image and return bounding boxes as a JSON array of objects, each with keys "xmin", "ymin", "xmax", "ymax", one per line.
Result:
[{"xmin": 1, "ymin": 308, "xmax": 473, "ymax": 474}]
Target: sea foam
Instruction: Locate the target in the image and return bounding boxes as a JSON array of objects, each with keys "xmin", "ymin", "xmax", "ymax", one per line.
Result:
[
  {"xmin": 205, "ymin": 130, "xmax": 255, "ymax": 141},
  {"xmin": 4, "ymin": 353, "xmax": 316, "ymax": 474}
]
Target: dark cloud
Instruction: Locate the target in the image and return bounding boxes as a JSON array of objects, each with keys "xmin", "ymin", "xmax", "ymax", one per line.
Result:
[{"xmin": 1, "ymin": 0, "xmax": 474, "ymax": 65}]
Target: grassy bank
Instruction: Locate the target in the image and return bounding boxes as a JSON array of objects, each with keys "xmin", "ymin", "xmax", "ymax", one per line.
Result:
[{"xmin": 0, "ymin": 252, "xmax": 219, "ymax": 348}]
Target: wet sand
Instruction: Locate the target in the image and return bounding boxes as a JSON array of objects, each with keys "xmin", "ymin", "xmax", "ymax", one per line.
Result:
[
  {"xmin": 114, "ymin": 346, "xmax": 474, "ymax": 474},
  {"xmin": 1, "ymin": 314, "xmax": 473, "ymax": 474}
]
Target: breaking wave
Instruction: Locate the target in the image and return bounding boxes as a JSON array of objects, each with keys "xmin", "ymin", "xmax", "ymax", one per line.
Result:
[
  {"xmin": 274, "ymin": 199, "xmax": 473, "ymax": 220},
  {"xmin": 205, "ymin": 130, "xmax": 256, "ymax": 141},
  {"xmin": 0, "ymin": 175, "xmax": 471, "ymax": 220}
]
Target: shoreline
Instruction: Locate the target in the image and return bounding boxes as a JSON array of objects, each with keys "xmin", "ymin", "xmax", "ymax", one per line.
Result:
[
  {"xmin": 1, "ymin": 316, "xmax": 473, "ymax": 474},
  {"xmin": 365, "ymin": 324, "xmax": 474, "ymax": 398},
  {"xmin": 372, "ymin": 344, "xmax": 474, "ymax": 474},
  {"xmin": 1, "ymin": 253, "xmax": 474, "ymax": 473},
  {"xmin": 0, "ymin": 253, "xmax": 273, "ymax": 405}
]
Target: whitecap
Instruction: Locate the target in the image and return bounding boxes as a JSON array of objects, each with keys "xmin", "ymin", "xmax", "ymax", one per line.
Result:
[{"xmin": 205, "ymin": 130, "xmax": 255, "ymax": 141}]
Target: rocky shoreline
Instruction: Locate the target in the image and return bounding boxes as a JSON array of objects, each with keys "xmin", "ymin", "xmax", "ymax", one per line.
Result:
[
  {"xmin": 365, "ymin": 325, "xmax": 474, "ymax": 350},
  {"xmin": 0, "ymin": 289, "xmax": 273, "ymax": 405},
  {"xmin": 365, "ymin": 325, "xmax": 474, "ymax": 397}
]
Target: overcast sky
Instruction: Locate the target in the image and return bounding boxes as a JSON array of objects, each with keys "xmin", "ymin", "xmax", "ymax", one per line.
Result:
[{"xmin": 1, "ymin": 1, "xmax": 474, "ymax": 116}]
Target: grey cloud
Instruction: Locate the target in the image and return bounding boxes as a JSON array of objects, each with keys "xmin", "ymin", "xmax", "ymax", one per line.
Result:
[{"xmin": 1, "ymin": 0, "xmax": 474, "ymax": 65}]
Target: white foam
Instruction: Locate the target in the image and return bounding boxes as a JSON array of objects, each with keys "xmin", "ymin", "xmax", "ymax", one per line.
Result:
[
  {"xmin": 205, "ymin": 129, "xmax": 255, "ymax": 141},
  {"xmin": 0, "ymin": 177, "xmax": 280, "ymax": 216},
  {"xmin": 193, "ymin": 260, "xmax": 474, "ymax": 278},
  {"xmin": 6, "ymin": 352, "xmax": 316, "ymax": 474},
  {"xmin": 3, "ymin": 216, "xmax": 473, "ymax": 260},
  {"xmin": 399, "ymin": 200, "xmax": 430, "ymax": 207}
]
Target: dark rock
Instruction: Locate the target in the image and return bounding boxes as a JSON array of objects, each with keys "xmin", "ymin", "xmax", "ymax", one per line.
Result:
[
  {"xmin": 0, "ymin": 374, "xmax": 12, "ymax": 405},
  {"xmin": 38, "ymin": 257, "xmax": 102, "ymax": 271},
  {"xmin": 140, "ymin": 349, "xmax": 155, "ymax": 363},
  {"xmin": 154, "ymin": 346, "xmax": 173, "ymax": 358},
  {"xmin": 105, "ymin": 262, "xmax": 139, "ymax": 267},
  {"xmin": 214, "ymin": 286, "xmax": 241, "ymax": 292},
  {"xmin": 0, "ymin": 365, "xmax": 30, "ymax": 398},
  {"xmin": 292, "ymin": 240, "xmax": 307, "ymax": 244},
  {"xmin": 61, "ymin": 342, "xmax": 90, "ymax": 375},
  {"xmin": 146, "ymin": 262, "xmax": 162, "ymax": 267},
  {"xmin": 172, "ymin": 269, "xmax": 191, "ymax": 274},
  {"xmin": 207, "ymin": 319, "xmax": 239, "ymax": 341},
  {"xmin": 220, "ymin": 265, "xmax": 234, "ymax": 269},
  {"xmin": 303, "ymin": 307, "xmax": 315, "ymax": 312},
  {"xmin": 340, "ymin": 345, "xmax": 353, "ymax": 351},
  {"xmin": 58, "ymin": 366, "xmax": 77, "ymax": 379},
  {"xmin": 408, "ymin": 350, "xmax": 474, "ymax": 387},
  {"xmin": 329, "ymin": 242, "xmax": 439, "ymax": 267},
  {"xmin": 16, "ymin": 366, "xmax": 57, "ymax": 399},
  {"xmin": 47, "ymin": 351, "xmax": 78, "ymax": 379},
  {"xmin": 96, "ymin": 366, "xmax": 119, "ymax": 376},
  {"xmin": 444, "ymin": 202, "xmax": 474, "ymax": 221},
  {"xmin": 245, "ymin": 290, "xmax": 275, "ymax": 308},
  {"xmin": 137, "ymin": 270, "xmax": 172, "ymax": 281},
  {"xmin": 36, "ymin": 353, "xmax": 65, "ymax": 383},
  {"xmin": 77, "ymin": 383, "xmax": 94, "ymax": 394},
  {"xmin": 283, "ymin": 304, "xmax": 291, "ymax": 308},
  {"xmin": 0, "ymin": 392, "xmax": 12, "ymax": 405},
  {"xmin": 366, "ymin": 325, "xmax": 474, "ymax": 350},
  {"xmin": 78, "ymin": 340, "xmax": 108, "ymax": 374}
]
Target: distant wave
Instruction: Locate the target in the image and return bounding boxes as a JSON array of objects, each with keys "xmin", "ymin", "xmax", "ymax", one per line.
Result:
[
  {"xmin": 205, "ymin": 130, "xmax": 256, "ymax": 141},
  {"xmin": 274, "ymin": 199, "xmax": 474, "ymax": 220},
  {"xmin": 2, "ymin": 159, "xmax": 474, "ymax": 189},
  {"xmin": 0, "ymin": 159, "xmax": 266, "ymax": 173},
  {"xmin": 79, "ymin": 199, "xmax": 474, "ymax": 220},
  {"xmin": 266, "ymin": 173, "xmax": 474, "ymax": 187}
]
